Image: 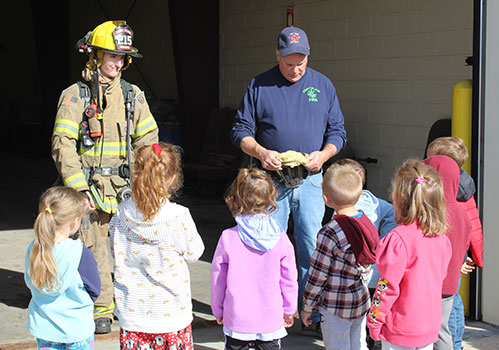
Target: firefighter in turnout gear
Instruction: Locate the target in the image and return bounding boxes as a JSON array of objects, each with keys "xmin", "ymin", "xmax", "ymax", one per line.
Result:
[{"xmin": 51, "ymin": 20, "xmax": 158, "ymax": 334}]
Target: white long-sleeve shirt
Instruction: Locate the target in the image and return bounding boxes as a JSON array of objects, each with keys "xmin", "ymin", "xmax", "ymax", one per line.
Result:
[{"xmin": 110, "ymin": 199, "xmax": 205, "ymax": 333}]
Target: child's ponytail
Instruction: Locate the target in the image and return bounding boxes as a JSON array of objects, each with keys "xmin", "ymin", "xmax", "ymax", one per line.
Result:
[
  {"xmin": 391, "ymin": 159, "xmax": 447, "ymax": 236},
  {"xmin": 132, "ymin": 142, "xmax": 183, "ymax": 221},
  {"xmin": 28, "ymin": 187, "xmax": 88, "ymax": 290},
  {"xmin": 29, "ymin": 207, "xmax": 59, "ymax": 290}
]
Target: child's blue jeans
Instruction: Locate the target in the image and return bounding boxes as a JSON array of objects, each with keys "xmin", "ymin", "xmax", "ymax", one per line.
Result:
[
  {"xmin": 272, "ymin": 172, "xmax": 324, "ymax": 324},
  {"xmin": 448, "ymin": 277, "xmax": 465, "ymax": 350}
]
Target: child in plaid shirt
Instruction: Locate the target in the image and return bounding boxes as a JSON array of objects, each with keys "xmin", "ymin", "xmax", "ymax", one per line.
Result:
[{"xmin": 302, "ymin": 162, "xmax": 379, "ymax": 350}]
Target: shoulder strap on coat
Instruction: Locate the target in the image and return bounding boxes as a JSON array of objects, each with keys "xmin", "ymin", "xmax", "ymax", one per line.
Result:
[
  {"xmin": 120, "ymin": 80, "xmax": 135, "ymax": 109},
  {"xmin": 77, "ymin": 80, "xmax": 136, "ymax": 111},
  {"xmin": 76, "ymin": 80, "xmax": 91, "ymax": 108}
]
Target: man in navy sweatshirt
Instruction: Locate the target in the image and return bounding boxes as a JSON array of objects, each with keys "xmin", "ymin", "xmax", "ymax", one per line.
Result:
[{"xmin": 231, "ymin": 26, "xmax": 347, "ymax": 336}]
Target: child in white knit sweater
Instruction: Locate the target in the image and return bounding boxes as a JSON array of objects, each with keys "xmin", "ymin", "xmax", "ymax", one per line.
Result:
[{"xmin": 110, "ymin": 142, "xmax": 204, "ymax": 350}]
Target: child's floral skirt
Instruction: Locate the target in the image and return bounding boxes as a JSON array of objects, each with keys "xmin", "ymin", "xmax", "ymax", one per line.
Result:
[{"xmin": 120, "ymin": 325, "xmax": 193, "ymax": 350}]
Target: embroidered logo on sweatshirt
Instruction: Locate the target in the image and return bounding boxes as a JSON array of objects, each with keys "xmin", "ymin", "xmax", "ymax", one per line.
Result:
[{"xmin": 303, "ymin": 86, "xmax": 320, "ymax": 102}]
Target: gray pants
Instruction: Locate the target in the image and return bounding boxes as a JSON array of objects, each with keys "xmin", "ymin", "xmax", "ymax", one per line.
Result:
[
  {"xmin": 434, "ymin": 295, "xmax": 455, "ymax": 350},
  {"xmin": 320, "ymin": 308, "xmax": 368, "ymax": 350}
]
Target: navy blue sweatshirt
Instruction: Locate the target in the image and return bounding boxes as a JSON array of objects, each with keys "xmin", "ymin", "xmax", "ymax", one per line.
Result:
[
  {"xmin": 78, "ymin": 246, "xmax": 101, "ymax": 302},
  {"xmin": 231, "ymin": 65, "xmax": 346, "ymax": 154}
]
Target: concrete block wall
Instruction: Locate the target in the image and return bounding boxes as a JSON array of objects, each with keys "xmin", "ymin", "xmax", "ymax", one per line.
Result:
[{"xmin": 220, "ymin": 0, "xmax": 473, "ymax": 198}]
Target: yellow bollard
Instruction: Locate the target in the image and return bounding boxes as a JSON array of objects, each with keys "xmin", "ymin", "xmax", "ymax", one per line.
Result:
[{"xmin": 451, "ymin": 79, "xmax": 472, "ymax": 316}]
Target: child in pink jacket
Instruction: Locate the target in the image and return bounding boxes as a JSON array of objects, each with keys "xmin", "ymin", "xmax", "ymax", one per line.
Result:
[
  {"xmin": 211, "ymin": 168, "xmax": 298, "ymax": 350},
  {"xmin": 367, "ymin": 160, "xmax": 452, "ymax": 349}
]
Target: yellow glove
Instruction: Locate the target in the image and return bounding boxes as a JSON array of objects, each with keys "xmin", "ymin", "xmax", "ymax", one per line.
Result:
[{"xmin": 278, "ymin": 150, "xmax": 308, "ymax": 168}]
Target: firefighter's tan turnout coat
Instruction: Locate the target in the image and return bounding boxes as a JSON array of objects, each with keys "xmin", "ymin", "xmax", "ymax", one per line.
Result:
[{"xmin": 52, "ymin": 75, "xmax": 158, "ymax": 213}]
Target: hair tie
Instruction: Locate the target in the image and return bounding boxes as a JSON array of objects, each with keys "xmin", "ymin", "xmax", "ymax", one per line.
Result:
[
  {"xmin": 44, "ymin": 207, "xmax": 52, "ymax": 214},
  {"xmin": 152, "ymin": 143, "xmax": 162, "ymax": 156},
  {"xmin": 415, "ymin": 176, "xmax": 424, "ymax": 184}
]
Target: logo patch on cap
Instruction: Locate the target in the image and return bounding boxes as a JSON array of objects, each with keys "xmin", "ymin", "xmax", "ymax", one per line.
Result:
[
  {"xmin": 278, "ymin": 27, "xmax": 310, "ymax": 56},
  {"xmin": 289, "ymin": 33, "xmax": 300, "ymax": 43}
]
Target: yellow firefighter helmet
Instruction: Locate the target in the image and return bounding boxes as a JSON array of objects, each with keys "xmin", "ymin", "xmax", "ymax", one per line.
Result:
[{"xmin": 76, "ymin": 20, "xmax": 142, "ymax": 70}]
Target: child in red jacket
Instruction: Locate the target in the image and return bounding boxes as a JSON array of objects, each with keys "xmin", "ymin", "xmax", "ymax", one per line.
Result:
[
  {"xmin": 427, "ymin": 136, "xmax": 483, "ymax": 350},
  {"xmin": 367, "ymin": 159, "xmax": 451, "ymax": 349},
  {"xmin": 422, "ymin": 155, "xmax": 471, "ymax": 350},
  {"xmin": 427, "ymin": 137, "xmax": 483, "ymax": 267}
]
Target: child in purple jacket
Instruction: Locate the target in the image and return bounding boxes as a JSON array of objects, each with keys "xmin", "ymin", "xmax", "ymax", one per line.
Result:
[{"xmin": 211, "ymin": 168, "xmax": 299, "ymax": 350}]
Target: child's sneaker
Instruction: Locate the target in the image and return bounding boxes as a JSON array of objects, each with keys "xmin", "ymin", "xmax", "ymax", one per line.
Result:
[
  {"xmin": 94, "ymin": 318, "xmax": 112, "ymax": 334},
  {"xmin": 301, "ymin": 322, "xmax": 322, "ymax": 339}
]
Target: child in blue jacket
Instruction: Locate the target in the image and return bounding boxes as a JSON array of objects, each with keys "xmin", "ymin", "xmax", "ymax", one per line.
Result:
[{"xmin": 25, "ymin": 186, "xmax": 100, "ymax": 349}]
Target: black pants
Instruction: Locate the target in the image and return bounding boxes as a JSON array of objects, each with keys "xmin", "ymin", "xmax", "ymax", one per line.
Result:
[{"xmin": 225, "ymin": 335, "xmax": 282, "ymax": 350}]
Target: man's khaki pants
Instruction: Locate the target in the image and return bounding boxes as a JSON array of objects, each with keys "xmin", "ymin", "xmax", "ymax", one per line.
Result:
[{"xmin": 81, "ymin": 209, "xmax": 114, "ymax": 320}]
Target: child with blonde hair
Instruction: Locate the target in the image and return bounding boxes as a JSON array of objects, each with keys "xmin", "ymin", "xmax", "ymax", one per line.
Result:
[
  {"xmin": 334, "ymin": 158, "xmax": 397, "ymax": 350},
  {"xmin": 367, "ymin": 159, "xmax": 452, "ymax": 350},
  {"xmin": 25, "ymin": 186, "xmax": 100, "ymax": 350},
  {"xmin": 110, "ymin": 142, "xmax": 204, "ymax": 350},
  {"xmin": 427, "ymin": 137, "xmax": 468, "ymax": 169},
  {"xmin": 333, "ymin": 159, "xmax": 398, "ymax": 282},
  {"xmin": 211, "ymin": 168, "xmax": 298, "ymax": 350},
  {"xmin": 302, "ymin": 162, "xmax": 379, "ymax": 350}
]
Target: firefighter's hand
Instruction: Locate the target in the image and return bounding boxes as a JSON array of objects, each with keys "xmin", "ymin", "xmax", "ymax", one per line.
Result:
[
  {"xmin": 260, "ymin": 150, "xmax": 282, "ymax": 171},
  {"xmin": 84, "ymin": 191, "xmax": 96, "ymax": 210}
]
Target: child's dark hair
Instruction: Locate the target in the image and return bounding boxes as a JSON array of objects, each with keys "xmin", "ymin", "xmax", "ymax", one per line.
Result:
[
  {"xmin": 132, "ymin": 142, "xmax": 183, "ymax": 221},
  {"xmin": 224, "ymin": 168, "xmax": 278, "ymax": 217},
  {"xmin": 391, "ymin": 159, "xmax": 447, "ymax": 236}
]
